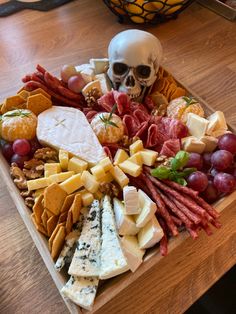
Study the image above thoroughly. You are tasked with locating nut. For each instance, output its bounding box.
[99,182,120,198]
[20,190,33,198]
[34,147,58,162]
[23,158,44,179]
[10,163,27,190]
[24,197,34,209]
[85,87,102,108]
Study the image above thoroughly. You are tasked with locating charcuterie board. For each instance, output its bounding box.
[1,68,236,314]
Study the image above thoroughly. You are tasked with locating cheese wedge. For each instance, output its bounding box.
[113,198,140,235]
[207,111,227,135]
[138,216,164,249]
[48,171,74,184]
[113,149,129,166]
[109,166,129,188]
[99,156,113,171]
[140,149,158,166]
[100,196,129,279]
[186,113,209,139]
[44,163,61,177]
[200,136,218,153]
[37,106,106,165]
[81,171,99,193]
[128,152,143,166]
[59,149,69,171]
[90,164,106,180]
[129,140,144,155]
[121,236,145,272]
[135,189,156,228]
[69,200,101,277]
[182,136,206,154]
[119,160,142,177]
[90,58,109,74]
[27,177,49,191]
[123,186,140,215]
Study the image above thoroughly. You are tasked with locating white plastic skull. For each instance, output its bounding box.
[107,29,163,101]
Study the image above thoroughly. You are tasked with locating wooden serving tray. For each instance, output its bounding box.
[1,76,236,314]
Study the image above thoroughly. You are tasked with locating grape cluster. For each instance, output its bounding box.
[185,134,236,202]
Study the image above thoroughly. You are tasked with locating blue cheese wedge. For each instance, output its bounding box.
[68,200,101,277]
[113,198,140,236]
[100,195,129,280]
[55,207,88,271]
[37,106,106,165]
[138,216,164,249]
[121,235,145,272]
[134,189,156,228]
[61,276,98,311]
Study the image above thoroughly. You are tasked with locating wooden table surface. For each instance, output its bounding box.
[0,1,236,313]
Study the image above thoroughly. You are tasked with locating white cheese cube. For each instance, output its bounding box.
[95,73,112,95]
[129,140,144,155]
[100,196,129,280]
[68,157,88,173]
[135,189,156,228]
[61,276,98,311]
[182,136,206,154]
[121,236,145,272]
[138,216,164,249]
[207,111,227,135]
[140,149,158,166]
[82,80,102,97]
[123,186,140,215]
[200,136,218,153]
[113,198,140,235]
[186,113,209,139]
[81,170,99,193]
[90,58,109,74]
[119,160,142,177]
[113,149,129,166]
[69,200,101,277]
[109,166,129,188]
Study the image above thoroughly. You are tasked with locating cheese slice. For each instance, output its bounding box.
[95,73,112,95]
[100,196,129,279]
[207,111,227,135]
[121,236,145,272]
[186,113,209,139]
[69,200,101,277]
[61,276,98,311]
[113,198,140,236]
[138,216,164,249]
[123,186,140,215]
[37,106,106,165]
[135,189,156,228]
[90,58,109,74]
[200,135,218,153]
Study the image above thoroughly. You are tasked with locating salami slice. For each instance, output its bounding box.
[113,90,130,115]
[135,121,149,141]
[98,91,115,112]
[133,109,150,124]
[123,114,140,138]
[160,139,181,157]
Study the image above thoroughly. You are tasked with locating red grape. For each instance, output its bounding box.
[211,150,233,171]
[187,171,208,192]
[13,139,31,156]
[11,154,29,169]
[2,143,14,161]
[68,74,86,93]
[210,168,220,177]
[61,65,77,83]
[29,138,41,155]
[213,172,236,194]
[186,153,203,170]
[201,181,219,203]
[203,152,212,169]
[218,133,236,155]
[233,168,236,179]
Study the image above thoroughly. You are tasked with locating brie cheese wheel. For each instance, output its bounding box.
[100,195,129,280]
[121,235,145,272]
[186,113,209,139]
[138,216,164,249]
[61,276,98,311]
[135,189,156,228]
[123,186,140,215]
[113,198,140,236]
[69,200,101,277]
[37,106,106,165]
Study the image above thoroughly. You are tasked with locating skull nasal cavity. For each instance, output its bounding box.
[126,75,135,87]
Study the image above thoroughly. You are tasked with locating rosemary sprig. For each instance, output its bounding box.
[99,104,118,129]
[182,96,198,106]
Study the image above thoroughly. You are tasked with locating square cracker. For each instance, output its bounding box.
[70,193,81,224]
[32,194,44,225]
[44,183,67,216]
[58,211,68,224]
[26,93,52,116]
[31,213,48,237]
[48,222,65,251]
[60,194,75,213]
[66,209,73,235]
[51,226,66,260]
[18,90,30,100]
[47,215,58,237]
[30,88,51,99]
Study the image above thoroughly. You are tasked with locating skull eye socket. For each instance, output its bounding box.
[113,63,128,76]
[136,65,151,79]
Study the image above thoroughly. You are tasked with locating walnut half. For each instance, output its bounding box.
[10,163,27,190]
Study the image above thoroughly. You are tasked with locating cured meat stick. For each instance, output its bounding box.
[36,64,46,74]
[139,173,178,237]
[194,195,220,219]
[168,195,201,225]
[145,173,206,218]
[162,178,199,198]
[183,194,213,223]
[156,188,193,229]
[158,218,169,256]
[170,215,183,226]
[187,227,199,239]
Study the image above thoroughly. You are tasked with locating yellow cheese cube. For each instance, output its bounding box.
[119,160,142,177]
[113,149,129,165]
[60,174,83,194]
[44,163,61,177]
[110,166,129,188]
[68,157,88,173]
[100,172,114,184]
[90,164,106,180]
[81,171,99,193]
[140,149,158,166]
[129,140,144,155]
[128,152,143,166]
[48,171,74,184]
[59,149,69,171]
[98,157,113,171]
[81,191,94,206]
[27,177,49,191]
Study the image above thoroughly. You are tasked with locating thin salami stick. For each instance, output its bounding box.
[146,173,206,217]
[183,194,214,223]
[22,74,32,83]
[200,221,213,236]
[187,227,199,239]
[156,188,193,229]
[31,72,45,85]
[210,219,222,229]
[168,195,201,225]
[36,64,46,74]
[140,173,178,236]
[158,217,168,256]
[195,196,220,219]
[57,85,82,100]
[44,71,60,91]
[162,179,199,198]
[170,215,183,226]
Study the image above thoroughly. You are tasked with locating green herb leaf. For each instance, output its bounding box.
[182,96,198,107]
[99,104,119,129]
[151,166,171,179]
[182,167,197,177]
[171,150,189,171]
[174,177,187,186]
